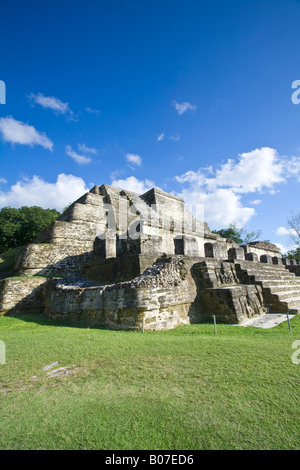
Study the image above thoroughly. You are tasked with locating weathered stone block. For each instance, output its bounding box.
[228,247,245,261]
[204,242,228,259]
[200,284,264,323]
[93,234,116,258]
[119,234,163,256]
[183,236,199,257]
[245,252,259,262]
[260,254,272,264]
[0,277,47,315]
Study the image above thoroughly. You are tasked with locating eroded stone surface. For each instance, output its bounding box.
[1,184,298,329]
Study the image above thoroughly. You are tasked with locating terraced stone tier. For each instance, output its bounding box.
[235,261,300,314]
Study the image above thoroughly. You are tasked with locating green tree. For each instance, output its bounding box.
[0,206,60,253]
[212,224,261,245]
[286,248,300,262]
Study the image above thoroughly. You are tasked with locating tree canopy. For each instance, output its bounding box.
[285,212,300,261]
[286,248,300,262]
[212,224,261,245]
[0,206,60,253]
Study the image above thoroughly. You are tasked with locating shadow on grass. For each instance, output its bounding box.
[3,312,141,333]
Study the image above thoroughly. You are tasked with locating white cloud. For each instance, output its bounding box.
[178,187,255,229]
[250,199,261,205]
[126,153,142,167]
[170,135,180,141]
[0,174,89,211]
[0,178,7,184]
[274,242,298,255]
[212,147,285,193]
[28,92,75,120]
[174,146,300,230]
[111,176,154,194]
[86,107,100,115]
[0,116,53,151]
[65,145,92,165]
[172,100,196,115]
[78,143,98,155]
[175,147,300,195]
[284,156,300,181]
[275,226,297,237]
[157,133,165,142]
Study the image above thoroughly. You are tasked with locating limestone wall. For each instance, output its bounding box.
[242,241,282,260]
[200,285,264,323]
[0,277,47,315]
[44,255,265,329]
[45,256,199,330]
[37,220,100,246]
[14,244,93,277]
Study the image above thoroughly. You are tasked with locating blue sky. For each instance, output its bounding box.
[1,0,300,252]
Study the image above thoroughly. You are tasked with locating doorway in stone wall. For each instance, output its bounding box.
[174,237,184,255]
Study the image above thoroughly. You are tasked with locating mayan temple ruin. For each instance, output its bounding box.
[0,184,299,330]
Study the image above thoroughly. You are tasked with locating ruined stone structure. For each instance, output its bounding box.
[0,184,299,330]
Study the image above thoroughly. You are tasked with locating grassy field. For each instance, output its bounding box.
[0,313,299,450]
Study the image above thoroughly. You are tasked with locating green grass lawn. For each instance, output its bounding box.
[0,313,299,450]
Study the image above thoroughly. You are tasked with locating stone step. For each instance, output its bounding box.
[255,276,300,283]
[270,289,300,300]
[240,263,289,273]
[253,271,297,277]
[245,266,295,273]
[238,263,287,271]
[275,294,300,306]
[253,272,297,279]
[235,262,300,314]
[266,285,300,294]
[260,279,300,287]
[283,297,300,308]
[288,307,300,314]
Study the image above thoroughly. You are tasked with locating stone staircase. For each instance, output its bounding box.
[235,261,300,314]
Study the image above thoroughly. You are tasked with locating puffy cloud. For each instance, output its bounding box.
[212,148,285,193]
[0,116,53,150]
[0,174,89,211]
[28,92,75,120]
[126,153,142,167]
[275,226,297,237]
[111,176,154,194]
[174,146,300,230]
[178,187,255,229]
[172,100,196,115]
[274,242,298,255]
[157,133,165,142]
[65,145,92,165]
[176,147,295,195]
